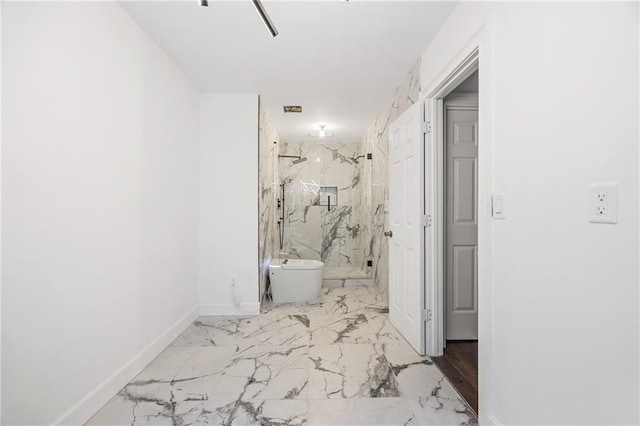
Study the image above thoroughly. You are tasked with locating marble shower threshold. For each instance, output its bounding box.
[323,266,371,280]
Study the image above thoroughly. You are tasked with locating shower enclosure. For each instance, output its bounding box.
[277,141,371,279]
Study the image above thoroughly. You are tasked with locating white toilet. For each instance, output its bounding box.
[269,259,324,303]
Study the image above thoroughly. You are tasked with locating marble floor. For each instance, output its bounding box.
[87,287,477,426]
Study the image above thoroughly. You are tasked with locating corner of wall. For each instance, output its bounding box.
[198,93,260,315]
[52,306,199,425]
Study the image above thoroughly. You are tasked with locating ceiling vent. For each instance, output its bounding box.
[283,106,303,113]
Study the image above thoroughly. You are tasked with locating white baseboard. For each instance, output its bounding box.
[199,302,260,316]
[487,413,503,425]
[52,306,199,426]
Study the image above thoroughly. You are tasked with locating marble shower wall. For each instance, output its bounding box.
[360,59,421,293]
[278,142,368,272]
[258,100,280,300]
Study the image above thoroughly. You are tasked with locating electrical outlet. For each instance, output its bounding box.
[589,184,618,224]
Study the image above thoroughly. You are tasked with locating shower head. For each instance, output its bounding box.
[278,154,307,164]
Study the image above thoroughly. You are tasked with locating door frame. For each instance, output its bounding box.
[423,46,479,356]
[421,29,493,355]
[421,24,494,424]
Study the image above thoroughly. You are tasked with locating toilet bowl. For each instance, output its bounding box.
[269,259,324,303]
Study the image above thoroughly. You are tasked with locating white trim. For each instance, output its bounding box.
[421,26,484,99]
[421,20,495,426]
[420,100,427,355]
[199,303,260,316]
[443,92,479,109]
[51,306,199,426]
[423,47,479,357]
[488,413,503,426]
[0,3,4,421]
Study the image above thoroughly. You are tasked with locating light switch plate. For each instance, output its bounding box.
[492,194,505,219]
[588,183,618,224]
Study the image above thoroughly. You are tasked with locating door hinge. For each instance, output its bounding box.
[422,121,432,134]
[420,214,432,228]
[422,309,432,322]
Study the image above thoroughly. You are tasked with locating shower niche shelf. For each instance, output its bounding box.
[314,186,338,211]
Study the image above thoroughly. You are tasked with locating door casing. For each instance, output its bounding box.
[420,25,495,425]
[423,49,479,357]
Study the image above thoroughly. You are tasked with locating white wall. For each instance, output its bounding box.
[2,3,200,424]
[199,94,259,315]
[0,2,3,421]
[422,2,639,424]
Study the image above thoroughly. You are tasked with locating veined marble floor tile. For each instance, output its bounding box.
[318,286,387,315]
[89,287,477,425]
[217,399,308,425]
[173,313,310,349]
[408,393,478,426]
[88,397,308,426]
[307,397,418,425]
[240,313,311,348]
[308,343,398,399]
[378,340,471,407]
[309,312,375,345]
[261,300,320,317]
[88,345,238,424]
[86,395,186,425]
[364,307,408,345]
[171,316,252,347]
[212,344,309,401]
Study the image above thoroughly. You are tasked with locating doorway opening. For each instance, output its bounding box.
[431,71,479,414]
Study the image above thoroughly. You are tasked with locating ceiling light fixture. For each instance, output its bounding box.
[309,125,334,139]
[199,0,208,6]
[251,0,279,38]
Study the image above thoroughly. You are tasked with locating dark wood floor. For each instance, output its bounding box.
[432,340,478,415]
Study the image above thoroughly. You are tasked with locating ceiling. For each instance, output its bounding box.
[120,1,458,143]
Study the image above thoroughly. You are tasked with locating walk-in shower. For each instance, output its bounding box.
[277,155,308,250]
[276,142,371,280]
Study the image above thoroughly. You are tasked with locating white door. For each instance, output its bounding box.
[388,102,425,354]
[445,103,478,340]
